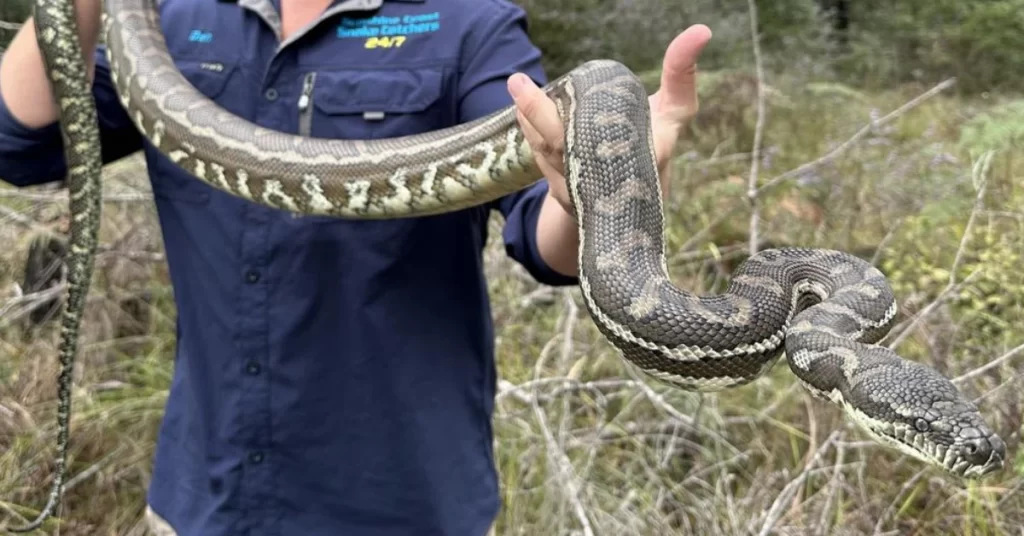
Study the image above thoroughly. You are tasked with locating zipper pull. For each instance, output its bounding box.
[298,71,316,112]
[297,72,317,138]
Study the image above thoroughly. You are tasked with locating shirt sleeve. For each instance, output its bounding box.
[0,45,143,187]
[457,0,578,287]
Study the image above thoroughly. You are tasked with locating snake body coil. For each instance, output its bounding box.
[9,0,1004,531]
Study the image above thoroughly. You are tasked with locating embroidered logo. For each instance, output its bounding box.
[337,12,440,49]
[188,29,214,43]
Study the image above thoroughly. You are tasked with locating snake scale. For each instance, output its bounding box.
[8,0,1005,531]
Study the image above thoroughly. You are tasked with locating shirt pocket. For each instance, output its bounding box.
[146,59,241,205]
[289,66,454,250]
[299,65,451,140]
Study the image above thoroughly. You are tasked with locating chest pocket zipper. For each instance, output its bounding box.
[298,71,317,136]
[298,71,394,137]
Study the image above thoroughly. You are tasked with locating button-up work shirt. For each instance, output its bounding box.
[0,0,577,533]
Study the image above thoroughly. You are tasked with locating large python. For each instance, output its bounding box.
[8,0,1005,531]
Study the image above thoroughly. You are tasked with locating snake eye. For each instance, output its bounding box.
[914,418,930,432]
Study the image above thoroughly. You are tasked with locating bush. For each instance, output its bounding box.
[831,0,1024,92]
[513,0,1023,95]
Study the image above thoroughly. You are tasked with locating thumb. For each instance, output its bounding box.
[655,25,713,118]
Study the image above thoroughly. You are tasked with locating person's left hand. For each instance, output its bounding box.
[507,24,712,215]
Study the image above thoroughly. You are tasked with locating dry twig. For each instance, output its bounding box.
[745,0,767,256]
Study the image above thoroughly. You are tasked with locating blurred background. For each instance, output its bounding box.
[1,0,1022,534]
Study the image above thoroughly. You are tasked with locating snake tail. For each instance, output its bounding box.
[7,0,103,532]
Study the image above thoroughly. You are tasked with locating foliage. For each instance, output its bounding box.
[959,100,1024,157]
[515,0,834,80]
[839,0,1024,93]
[514,0,1024,95]
[880,157,1024,355]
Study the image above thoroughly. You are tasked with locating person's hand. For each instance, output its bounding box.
[507,24,712,214]
[1,0,106,128]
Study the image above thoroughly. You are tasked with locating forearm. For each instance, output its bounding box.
[536,167,672,278]
[535,190,581,277]
[0,1,103,128]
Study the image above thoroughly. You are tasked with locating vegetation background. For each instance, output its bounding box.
[1,0,1022,534]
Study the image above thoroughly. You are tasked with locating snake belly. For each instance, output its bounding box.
[8,0,1007,531]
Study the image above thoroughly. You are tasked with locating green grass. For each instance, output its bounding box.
[0,74,1022,535]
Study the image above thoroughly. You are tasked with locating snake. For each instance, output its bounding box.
[8,0,1006,531]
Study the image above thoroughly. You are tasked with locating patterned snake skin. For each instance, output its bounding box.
[7,0,1005,531]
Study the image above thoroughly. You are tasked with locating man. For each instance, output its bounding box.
[0,0,710,533]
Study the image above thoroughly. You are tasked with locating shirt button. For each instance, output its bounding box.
[249,451,264,464]
[246,361,261,375]
[264,88,278,101]
[245,270,260,284]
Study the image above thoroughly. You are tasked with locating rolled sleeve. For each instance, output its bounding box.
[0,81,64,186]
[458,0,578,286]
[0,45,143,187]
[498,180,578,286]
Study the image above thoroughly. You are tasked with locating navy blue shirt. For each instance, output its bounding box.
[0,0,577,534]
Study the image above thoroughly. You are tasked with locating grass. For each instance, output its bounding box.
[0,71,1022,535]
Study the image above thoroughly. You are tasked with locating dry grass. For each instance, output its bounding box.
[0,71,1022,535]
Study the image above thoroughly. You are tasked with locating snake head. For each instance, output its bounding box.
[840,354,1005,479]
